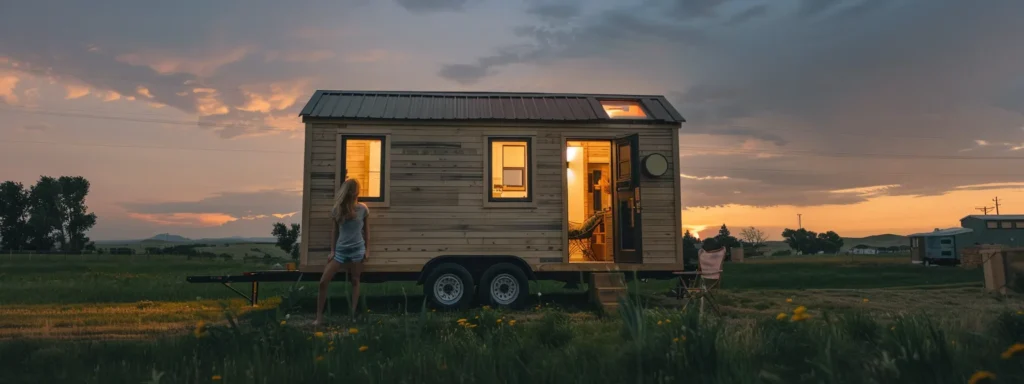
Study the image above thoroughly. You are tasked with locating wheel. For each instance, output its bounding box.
[478,263,530,309]
[423,263,475,310]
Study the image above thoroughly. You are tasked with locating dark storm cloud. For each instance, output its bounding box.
[394,0,476,13]
[525,2,583,22]
[437,8,708,84]
[437,0,1024,207]
[724,4,769,25]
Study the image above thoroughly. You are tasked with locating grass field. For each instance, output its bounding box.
[2,253,1023,383]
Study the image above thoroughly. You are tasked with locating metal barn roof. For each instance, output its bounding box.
[908,227,974,237]
[961,215,1024,221]
[298,90,685,123]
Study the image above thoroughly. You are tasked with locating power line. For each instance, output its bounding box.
[0,139,296,154]
[677,145,1024,161]
[0,105,286,133]
[3,139,1024,178]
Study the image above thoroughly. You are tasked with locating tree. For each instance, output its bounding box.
[56,176,97,252]
[739,226,768,251]
[0,181,31,251]
[682,230,698,267]
[781,228,844,255]
[714,224,741,249]
[27,176,62,251]
[816,231,844,254]
[272,222,301,260]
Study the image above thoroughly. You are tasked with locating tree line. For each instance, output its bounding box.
[682,224,846,261]
[0,176,98,252]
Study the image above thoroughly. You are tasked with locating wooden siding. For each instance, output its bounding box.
[300,121,682,272]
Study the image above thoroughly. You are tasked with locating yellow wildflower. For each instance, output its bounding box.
[508,320,516,326]
[968,371,995,384]
[212,375,222,381]
[1017,310,1023,315]
[1001,343,1024,359]
[679,335,687,342]
[280,320,287,326]
[496,319,502,324]
[348,328,359,335]
[483,305,491,310]
[791,312,811,322]
[314,332,324,338]
[457,318,467,323]
[862,298,869,303]
[793,306,807,315]
[665,319,671,324]
[475,315,479,319]
[786,298,793,303]
[657,320,664,326]
[672,337,680,343]
[776,313,788,321]
[359,345,369,352]
[467,324,478,328]
[315,355,324,362]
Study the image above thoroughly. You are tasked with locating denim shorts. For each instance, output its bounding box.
[333,244,365,264]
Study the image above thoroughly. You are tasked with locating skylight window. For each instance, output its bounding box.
[600,100,649,119]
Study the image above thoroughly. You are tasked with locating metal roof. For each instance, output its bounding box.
[961,215,1024,221]
[298,90,685,124]
[908,227,974,237]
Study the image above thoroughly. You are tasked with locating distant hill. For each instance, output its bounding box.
[842,234,908,249]
[96,234,276,245]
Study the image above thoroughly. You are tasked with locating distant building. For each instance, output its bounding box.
[959,215,1024,248]
[907,227,974,266]
[850,246,878,255]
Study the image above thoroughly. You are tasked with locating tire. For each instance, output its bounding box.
[423,263,475,310]
[477,263,530,309]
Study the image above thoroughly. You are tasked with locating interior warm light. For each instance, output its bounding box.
[600,100,649,119]
[566,146,582,163]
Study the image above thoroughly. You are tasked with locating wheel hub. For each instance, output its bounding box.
[433,274,464,305]
[490,273,519,305]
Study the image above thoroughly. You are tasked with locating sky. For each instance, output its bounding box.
[1,0,1023,241]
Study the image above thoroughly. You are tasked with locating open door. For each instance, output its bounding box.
[613,134,643,263]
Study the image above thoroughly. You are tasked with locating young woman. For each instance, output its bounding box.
[314,178,369,326]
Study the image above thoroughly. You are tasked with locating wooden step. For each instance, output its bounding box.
[589,272,626,288]
[591,286,627,305]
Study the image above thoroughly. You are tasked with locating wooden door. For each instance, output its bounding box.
[613,134,643,263]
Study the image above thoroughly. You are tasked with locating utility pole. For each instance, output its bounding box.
[977,206,993,215]
[797,213,803,229]
[993,196,1001,215]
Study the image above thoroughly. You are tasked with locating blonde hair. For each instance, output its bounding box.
[331,178,360,223]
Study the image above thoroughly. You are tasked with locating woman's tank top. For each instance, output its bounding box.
[332,203,367,250]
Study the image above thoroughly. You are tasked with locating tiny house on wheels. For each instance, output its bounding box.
[295,90,685,309]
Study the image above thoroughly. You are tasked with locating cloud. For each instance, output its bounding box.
[22,123,49,131]
[525,1,582,23]
[122,189,301,223]
[724,4,769,25]
[0,71,19,103]
[437,0,1024,208]
[0,0,374,139]
[394,0,475,13]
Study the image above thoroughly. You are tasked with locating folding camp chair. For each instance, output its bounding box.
[672,247,725,316]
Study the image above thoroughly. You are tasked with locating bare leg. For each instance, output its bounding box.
[314,260,344,326]
[349,261,364,315]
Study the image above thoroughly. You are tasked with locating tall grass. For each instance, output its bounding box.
[3,301,1021,384]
